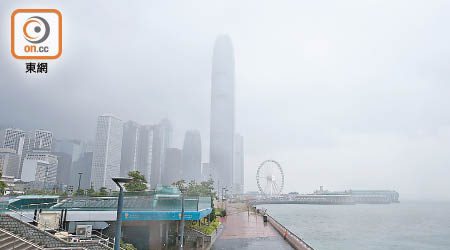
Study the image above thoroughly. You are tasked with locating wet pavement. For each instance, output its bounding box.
[212,202,293,250]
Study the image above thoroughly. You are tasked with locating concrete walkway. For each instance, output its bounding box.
[212,202,293,250]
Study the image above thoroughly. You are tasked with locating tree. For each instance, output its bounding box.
[173,178,216,197]
[98,187,108,196]
[124,171,147,192]
[173,178,217,222]
[0,172,7,196]
[75,189,85,196]
[87,186,95,196]
[120,239,137,250]
[172,180,187,192]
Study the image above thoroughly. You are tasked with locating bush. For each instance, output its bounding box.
[209,208,216,222]
[188,220,219,235]
[120,240,137,250]
[215,208,224,216]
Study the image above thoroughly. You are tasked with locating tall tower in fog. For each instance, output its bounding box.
[209,35,235,190]
[233,134,244,193]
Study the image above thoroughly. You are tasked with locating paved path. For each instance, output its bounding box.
[212,202,293,250]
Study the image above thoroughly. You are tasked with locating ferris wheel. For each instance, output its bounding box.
[256,160,284,196]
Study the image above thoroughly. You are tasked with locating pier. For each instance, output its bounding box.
[248,190,399,206]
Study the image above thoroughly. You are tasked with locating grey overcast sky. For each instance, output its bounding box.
[1,0,450,200]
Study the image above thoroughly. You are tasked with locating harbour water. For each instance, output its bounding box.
[258,201,450,250]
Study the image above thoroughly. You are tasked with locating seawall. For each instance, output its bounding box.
[253,207,314,250]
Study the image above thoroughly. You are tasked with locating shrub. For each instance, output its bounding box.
[188,220,219,235]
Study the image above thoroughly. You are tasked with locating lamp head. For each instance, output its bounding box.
[112,177,133,186]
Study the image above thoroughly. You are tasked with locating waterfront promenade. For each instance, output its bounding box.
[212,202,293,250]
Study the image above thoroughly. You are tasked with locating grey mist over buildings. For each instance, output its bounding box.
[1,0,450,200]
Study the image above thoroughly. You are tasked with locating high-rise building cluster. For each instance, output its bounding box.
[0,128,53,190]
[0,35,245,194]
[90,115,206,191]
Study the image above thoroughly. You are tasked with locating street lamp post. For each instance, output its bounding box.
[224,189,229,210]
[221,187,227,209]
[179,193,185,250]
[112,177,132,250]
[77,172,83,193]
[179,187,187,250]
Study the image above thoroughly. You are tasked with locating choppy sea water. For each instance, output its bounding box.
[258,202,450,250]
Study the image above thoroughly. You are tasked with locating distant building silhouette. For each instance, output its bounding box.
[162,148,182,185]
[53,139,84,187]
[53,152,72,187]
[182,130,202,183]
[209,35,235,190]
[70,152,93,190]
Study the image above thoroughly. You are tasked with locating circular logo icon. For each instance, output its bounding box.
[23,16,50,44]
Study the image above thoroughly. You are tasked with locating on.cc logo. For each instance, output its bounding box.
[23,16,50,44]
[11,9,62,59]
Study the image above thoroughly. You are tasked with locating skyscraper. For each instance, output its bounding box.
[21,152,58,184]
[182,130,202,183]
[120,122,154,184]
[150,119,171,188]
[209,35,235,189]
[136,125,153,184]
[201,163,211,181]
[120,121,141,176]
[0,128,25,155]
[90,114,123,191]
[160,118,173,149]
[162,148,182,185]
[0,148,20,177]
[20,129,53,178]
[0,128,25,177]
[150,124,165,188]
[233,134,244,194]
[24,129,53,152]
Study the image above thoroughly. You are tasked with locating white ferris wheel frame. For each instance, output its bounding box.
[256,160,285,196]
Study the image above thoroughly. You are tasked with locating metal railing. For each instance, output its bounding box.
[51,196,212,212]
[0,206,116,250]
[0,227,45,249]
[44,248,88,250]
[20,201,58,210]
[91,230,127,250]
[262,212,314,250]
[1,205,60,233]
